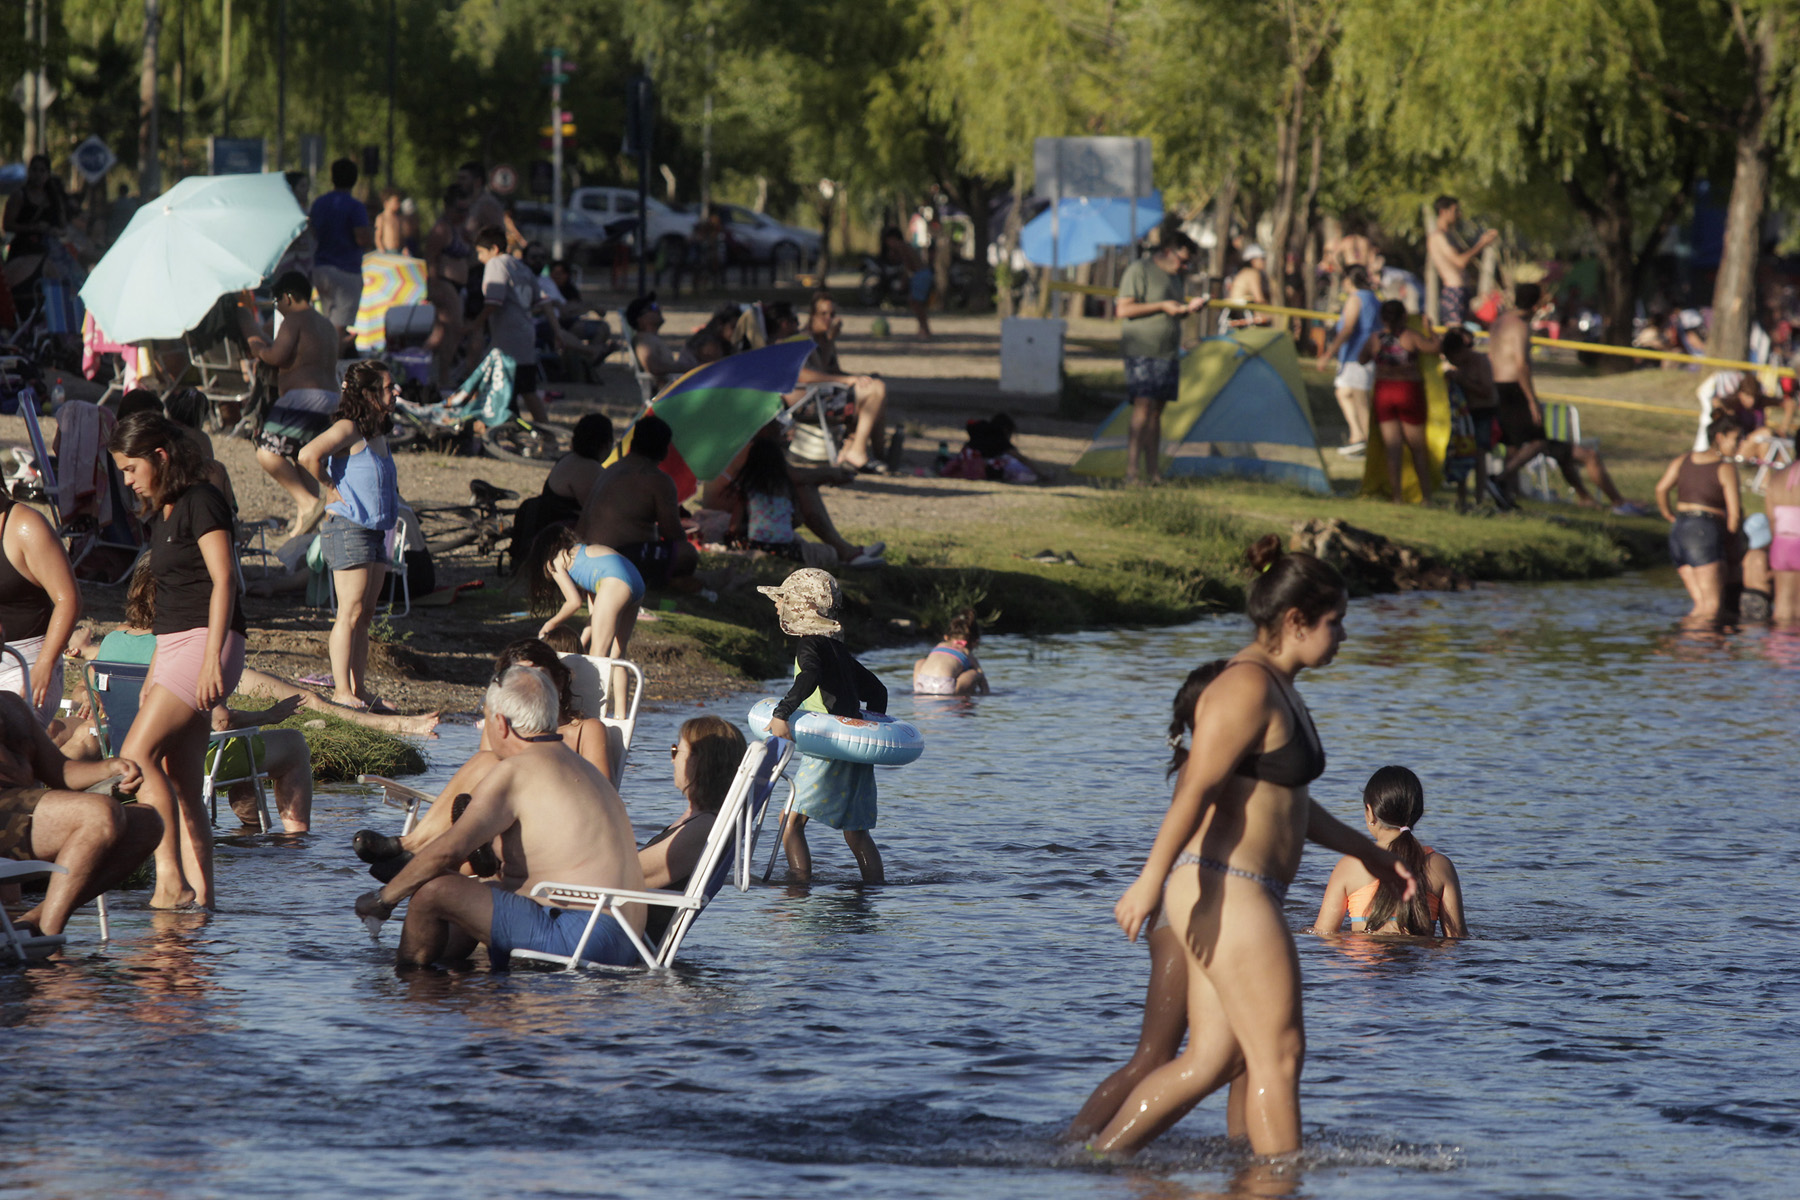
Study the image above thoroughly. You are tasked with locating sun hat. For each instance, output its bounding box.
[1243,244,1267,262]
[757,568,843,636]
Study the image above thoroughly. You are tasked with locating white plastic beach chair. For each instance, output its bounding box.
[513,735,794,970]
[620,310,658,403]
[1745,435,1795,495]
[560,653,643,784]
[1,860,68,962]
[325,515,413,618]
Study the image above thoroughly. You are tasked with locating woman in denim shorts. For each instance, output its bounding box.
[299,361,400,710]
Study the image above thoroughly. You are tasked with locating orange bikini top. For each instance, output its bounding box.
[1345,847,1439,927]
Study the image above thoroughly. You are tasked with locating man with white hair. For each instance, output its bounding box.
[355,665,645,967]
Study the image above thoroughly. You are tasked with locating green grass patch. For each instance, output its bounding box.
[228,698,428,782]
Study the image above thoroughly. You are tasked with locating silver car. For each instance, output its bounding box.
[711,203,822,270]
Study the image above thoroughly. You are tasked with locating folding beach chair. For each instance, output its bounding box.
[560,653,643,784]
[620,311,658,403]
[1522,402,1595,502]
[1,860,68,962]
[782,383,846,466]
[325,515,414,618]
[16,391,144,584]
[514,735,794,970]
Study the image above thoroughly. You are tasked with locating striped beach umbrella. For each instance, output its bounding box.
[350,252,429,351]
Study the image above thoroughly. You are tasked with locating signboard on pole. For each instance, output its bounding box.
[209,136,266,175]
[1033,136,1154,313]
[299,134,325,179]
[489,164,519,196]
[72,136,117,183]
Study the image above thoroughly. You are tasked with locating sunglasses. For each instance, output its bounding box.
[669,742,681,759]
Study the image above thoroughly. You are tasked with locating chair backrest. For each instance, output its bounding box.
[384,303,437,345]
[559,653,643,754]
[18,392,59,515]
[1542,402,1579,443]
[619,310,656,403]
[86,659,150,758]
[658,737,791,963]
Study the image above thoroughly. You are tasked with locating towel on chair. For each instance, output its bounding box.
[51,400,117,528]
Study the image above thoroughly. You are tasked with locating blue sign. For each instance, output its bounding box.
[209,137,266,176]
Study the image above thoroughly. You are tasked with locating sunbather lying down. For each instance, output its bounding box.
[354,665,646,969]
[0,692,162,936]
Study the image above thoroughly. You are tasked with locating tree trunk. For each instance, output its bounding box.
[1265,78,1305,311]
[963,175,995,314]
[1568,172,1638,350]
[140,0,162,195]
[1708,11,1778,363]
[997,165,1026,319]
[1421,201,1438,322]
[1209,170,1237,280]
[1296,123,1323,319]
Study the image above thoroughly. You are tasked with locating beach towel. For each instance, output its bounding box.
[52,399,117,528]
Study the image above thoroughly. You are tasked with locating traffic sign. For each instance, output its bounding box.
[71,136,116,183]
[489,163,519,196]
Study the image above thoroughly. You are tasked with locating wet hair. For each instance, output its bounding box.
[1166,659,1232,779]
[570,413,614,460]
[337,361,394,439]
[738,438,792,500]
[1707,414,1741,446]
[125,557,157,629]
[1514,283,1542,310]
[1433,195,1459,215]
[1245,535,1346,642]
[1361,766,1435,934]
[108,410,210,511]
[1344,264,1372,291]
[115,388,162,421]
[1439,327,1472,358]
[164,387,209,433]
[629,414,673,462]
[494,637,576,725]
[1378,299,1409,333]
[524,526,582,618]
[485,665,559,736]
[474,226,508,254]
[678,715,747,814]
[273,270,312,303]
[330,158,358,190]
[945,607,982,646]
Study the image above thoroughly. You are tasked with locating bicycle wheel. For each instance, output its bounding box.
[480,421,560,465]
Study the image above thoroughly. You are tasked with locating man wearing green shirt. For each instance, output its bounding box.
[1117,232,1207,485]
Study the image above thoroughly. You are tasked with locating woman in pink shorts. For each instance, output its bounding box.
[1767,461,1800,624]
[109,411,248,910]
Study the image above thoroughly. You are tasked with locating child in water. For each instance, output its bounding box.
[761,569,888,884]
[1309,765,1468,937]
[912,607,989,696]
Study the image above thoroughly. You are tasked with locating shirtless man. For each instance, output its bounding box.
[773,296,892,472]
[0,691,160,938]
[627,292,687,393]
[575,414,699,588]
[1226,245,1271,327]
[241,270,340,535]
[354,665,646,968]
[1426,196,1498,329]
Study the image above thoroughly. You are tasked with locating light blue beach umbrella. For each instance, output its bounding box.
[78,173,307,343]
[1018,192,1165,267]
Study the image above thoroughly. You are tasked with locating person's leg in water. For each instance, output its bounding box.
[239,668,439,735]
[329,562,388,707]
[1401,418,1432,504]
[1774,568,1800,624]
[1092,869,1304,1158]
[781,810,812,882]
[394,874,493,966]
[256,447,323,535]
[226,730,313,833]
[160,704,217,909]
[1685,561,1725,621]
[1065,919,1191,1142]
[120,685,208,909]
[843,828,884,884]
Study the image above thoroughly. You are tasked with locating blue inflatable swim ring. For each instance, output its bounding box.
[747,697,924,766]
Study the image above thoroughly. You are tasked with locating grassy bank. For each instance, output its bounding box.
[631,481,1667,683]
[227,700,428,782]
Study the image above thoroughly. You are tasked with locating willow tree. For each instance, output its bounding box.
[1335,0,1722,345]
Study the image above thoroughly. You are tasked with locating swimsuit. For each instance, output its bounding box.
[913,643,972,695]
[566,545,645,604]
[1771,502,1800,572]
[1346,848,1441,931]
[1371,333,1427,425]
[1230,661,1326,787]
[1171,849,1289,902]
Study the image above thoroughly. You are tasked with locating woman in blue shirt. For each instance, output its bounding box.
[1315,264,1381,456]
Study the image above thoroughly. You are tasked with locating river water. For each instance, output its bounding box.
[4,572,1797,1198]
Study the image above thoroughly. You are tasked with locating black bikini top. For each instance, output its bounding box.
[1231,660,1326,787]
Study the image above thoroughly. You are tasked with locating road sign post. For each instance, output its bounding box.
[1033,137,1154,316]
[72,136,117,184]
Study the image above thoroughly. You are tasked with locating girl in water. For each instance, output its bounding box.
[1359,299,1440,504]
[912,608,989,696]
[1653,415,1742,623]
[1088,536,1414,1158]
[1064,660,1244,1144]
[109,411,248,909]
[1309,765,1467,937]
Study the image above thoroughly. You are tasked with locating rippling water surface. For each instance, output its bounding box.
[5,573,1798,1198]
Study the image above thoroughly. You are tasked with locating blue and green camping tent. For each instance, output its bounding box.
[1073,328,1331,492]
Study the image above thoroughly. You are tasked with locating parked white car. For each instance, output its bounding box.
[710,203,822,268]
[568,187,697,261]
[511,202,618,264]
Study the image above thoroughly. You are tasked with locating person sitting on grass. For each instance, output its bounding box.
[912,608,989,696]
[638,716,747,943]
[731,438,884,568]
[354,664,647,970]
[0,689,161,940]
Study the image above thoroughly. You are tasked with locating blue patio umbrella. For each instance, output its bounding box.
[79,173,307,343]
[1018,192,1165,268]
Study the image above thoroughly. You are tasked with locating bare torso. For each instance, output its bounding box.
[484,746,644,929]
[1184,678,1312,883]
[1488,310,1530,384]
[279,308,342,393]
[577,458,668,547]
[545,453,602,504]
[1427,228,1466,288]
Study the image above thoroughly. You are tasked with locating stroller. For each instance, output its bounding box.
[392,349,559,463]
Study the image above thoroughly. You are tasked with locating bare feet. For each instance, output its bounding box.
[150,886,198,910]
[403,712,441,737]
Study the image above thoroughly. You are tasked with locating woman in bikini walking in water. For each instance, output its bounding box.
[1088,535,1414,1159]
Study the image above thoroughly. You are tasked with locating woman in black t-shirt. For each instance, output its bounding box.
[108,412,247,911]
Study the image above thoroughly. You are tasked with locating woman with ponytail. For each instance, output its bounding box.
[1310,766,1467,937]
[1086,534,1415,1160]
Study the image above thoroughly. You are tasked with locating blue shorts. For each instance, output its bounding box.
[1124,355,1180,404]
[909,268,934,303]
[1669,512,1726,569]
[486,887,641,968]
[320,513,388,571]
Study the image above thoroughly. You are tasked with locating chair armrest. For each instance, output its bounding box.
[358,774,436,810]
[527,882,702,912]
[0,859,68,883]
[209,726,264,741]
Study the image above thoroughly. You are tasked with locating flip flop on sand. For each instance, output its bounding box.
[298,673,334,688]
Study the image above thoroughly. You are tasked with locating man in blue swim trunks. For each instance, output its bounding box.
[355,665,647,967]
